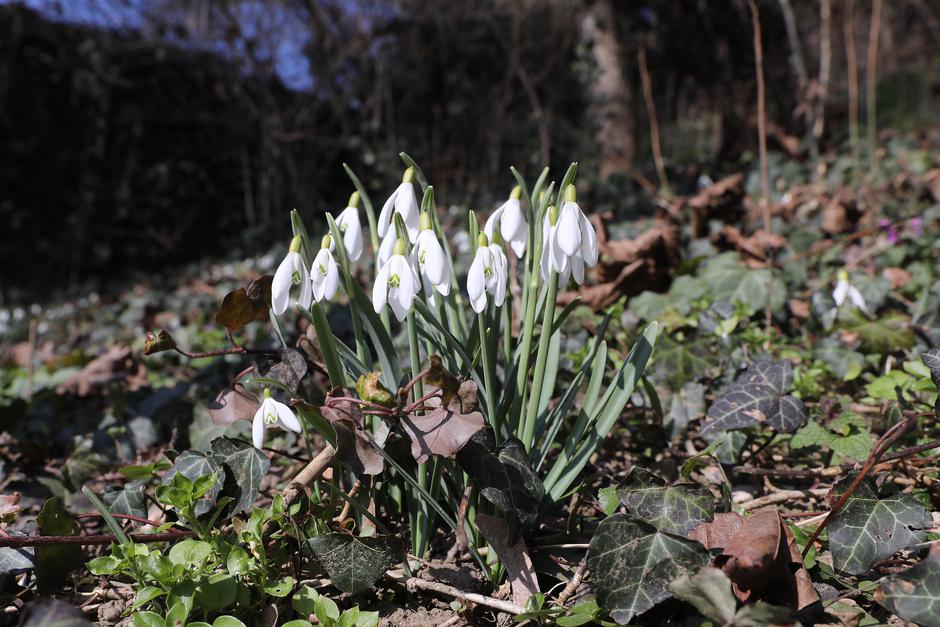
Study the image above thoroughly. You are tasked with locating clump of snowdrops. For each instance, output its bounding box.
[253,155,657,565]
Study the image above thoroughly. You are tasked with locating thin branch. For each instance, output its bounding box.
[844,0,860,171]
[866,0,884,174]
[747,0,771,230]
[0,530,194,548]
[387,571,525,616]
[637,47,670,195]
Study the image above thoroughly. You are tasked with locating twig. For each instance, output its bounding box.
[0,530,194,547]
[866,0,883,174]
[844,0,860,171]
[811,0,832,166]
[76,513,164,527]
[637,47,669,195]
[739,488,829,512]
[386,571,525,616]
[555,556,587,606]
[747,0,771,230]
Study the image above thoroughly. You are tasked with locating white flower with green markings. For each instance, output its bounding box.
[412,213,451,303]
[833,270,868,313]
[373,238,420,321]
[484,185,527,258]
[467,232,508,313]
[541,185,598,285]
[252,388,302,450]
[311,235,340,303]
[378,167,420,243]
[334,192,364,262]
[272,235,312,315]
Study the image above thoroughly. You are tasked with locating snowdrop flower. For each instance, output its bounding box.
[373,238,420,321]
[555,184,598,284]
[412,213,451,303]
[833,270,868,313]
[252,388,302,450]
[540,205,569,284]
[484,185,528,258]
[311,235,340,302]
[333,192,364,262]
[467,233,508,313]
[272,235,312,315]
[378,167,420,242]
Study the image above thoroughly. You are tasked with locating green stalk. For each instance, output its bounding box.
[407,308,429,556]
[521,271,558,449]
[478,309,499,440]
[326,213,369,364]
[310,302,346,388]
[512,270,540,437]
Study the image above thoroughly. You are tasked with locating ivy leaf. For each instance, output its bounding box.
[614,468,714,535]
[815,334,865,380]
[875,544,940,625]
[700,361,806,438]
[305,533,402,594]
[921,348,940,417]
[456,429,544,535]
[587,514,710,624]
[209,437,270,513]
[650,334,720,390]
[790,414,872,462]
[102,482,148,518]
[828,476,929,575]
[400,381,485,463]
[35,498,84,592]
[143,329,177,356]
[162,450,225,516]
[699,253,785,316]
[838,310,916,354]
[215,275,273,332]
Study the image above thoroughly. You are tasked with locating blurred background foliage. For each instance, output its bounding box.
[1,0,938,301]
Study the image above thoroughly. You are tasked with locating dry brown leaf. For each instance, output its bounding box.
[924,168,940,203]
[208,384,259,426]
[882,267,912,290]
[715,510,819,610]
[687,173,745,237]
[321,392,384,475]
[400,381,485,464]
[476,514,538,609]
[688,511,744,550]
[788,299,810,319]
[215,274,273,332]
[57,346,147,396]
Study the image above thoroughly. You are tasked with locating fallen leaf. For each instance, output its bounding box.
[208,385,259,426]
[688,512,743,550]
[321,392,384,475]
[476,514,538,609]
[0,493,21,524]
[400,381,485,464]
[215,275,273,332]
[882,267,912,290]
[57,346,147,396]
[687,173,745,237]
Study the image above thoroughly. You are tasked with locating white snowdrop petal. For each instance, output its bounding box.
[272,253,295,315]
[275,400,302,433]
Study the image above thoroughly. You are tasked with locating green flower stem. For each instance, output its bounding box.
[326,214,370,365]
[521,271,558,448]
[478,309,499,440]
[406,311,429,555]
[310,302,346,388]
[511,269,541,437]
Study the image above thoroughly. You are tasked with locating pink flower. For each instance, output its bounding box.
[909,217,924,237]
[878,218,899,244]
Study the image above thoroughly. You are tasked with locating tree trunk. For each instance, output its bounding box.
[581,0,634,179]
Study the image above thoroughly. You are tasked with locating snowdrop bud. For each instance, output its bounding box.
[321,234,332,250]
[413,219,451,302]
[373,238,419,321]
[348,191,360,208]
[477,232,489,250]
[402,167,415,183]
[289,235,302,253]
[393,238,407,256]
[419,211,433,231]
[468,233,507,313]
[548,204,559,226]
[565,183,577,203]
[510,185,522,200]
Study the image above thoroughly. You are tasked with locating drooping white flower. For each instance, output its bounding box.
[467,233,508,313]
[252,388,302,450]
[373,238,420,321]
[377,168,420,242]
[833,270,868,313]
[334,195,364,262]
[272,236,312,315]
[310,237,340,302]
[412,214,451,303]
[484,186,528,258]
[540,186,598,285]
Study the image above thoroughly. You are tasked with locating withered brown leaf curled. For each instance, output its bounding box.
[688,511,744,550]
[401,381,485,464]
[208,384,260,426]
[321,391,385,475]
[215,274,273,332]
[476,513,538,609]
